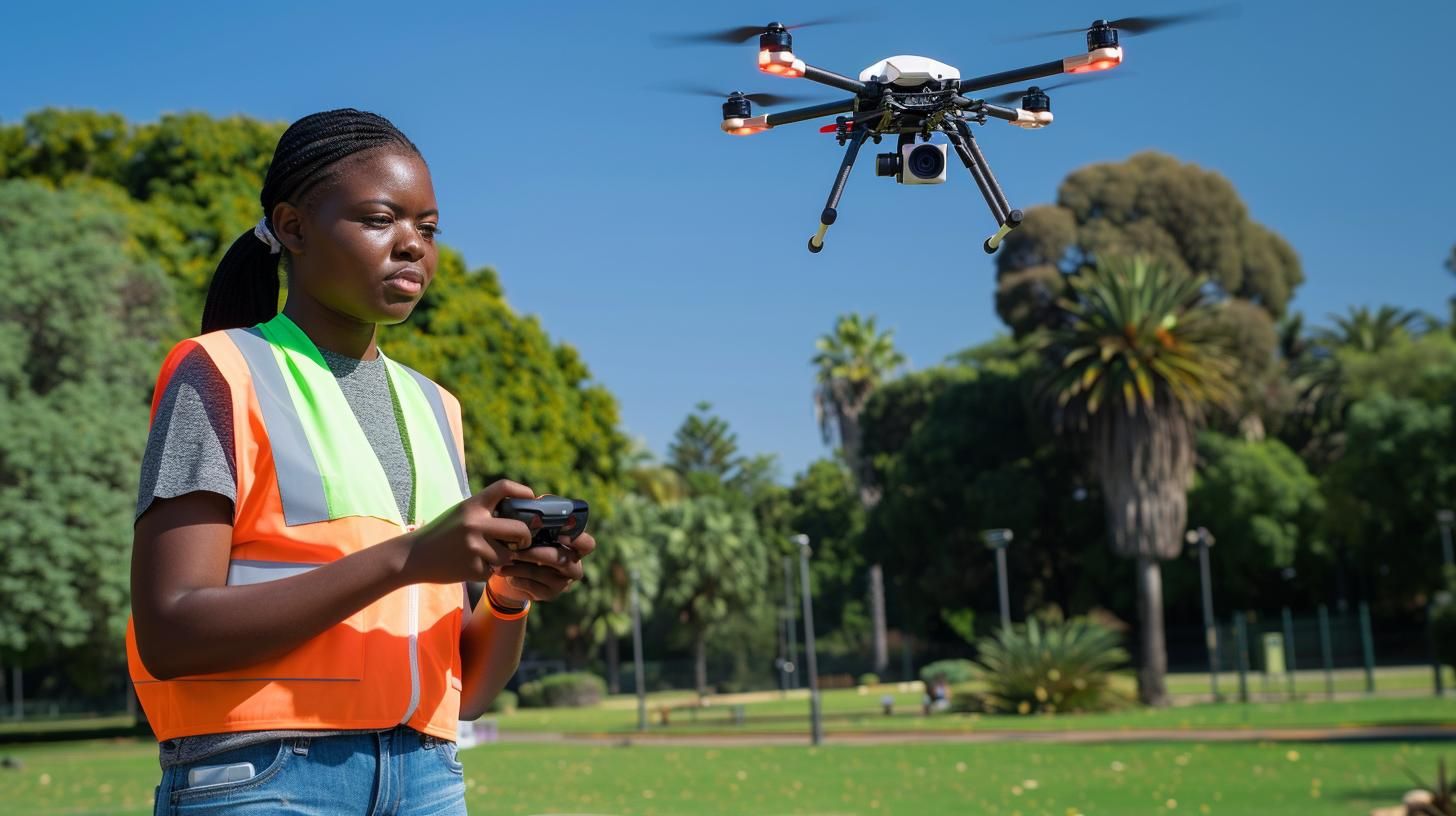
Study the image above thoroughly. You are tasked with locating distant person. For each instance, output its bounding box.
[127,108,596,815]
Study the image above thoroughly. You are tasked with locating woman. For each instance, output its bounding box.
[127,108,593,815]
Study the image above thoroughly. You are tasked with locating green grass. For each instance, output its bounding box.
[494,690,1456,736]
[1,736,1450,814]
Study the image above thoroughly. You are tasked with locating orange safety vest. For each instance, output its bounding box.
[126,314,472,742]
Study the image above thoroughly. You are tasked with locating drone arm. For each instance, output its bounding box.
[957,59,1065,95]
[800,64,868,95]
[763,98,858,128]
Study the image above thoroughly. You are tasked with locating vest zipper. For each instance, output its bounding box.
[399,522,422,725]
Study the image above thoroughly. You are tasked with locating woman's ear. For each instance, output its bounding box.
[271,202,305,256]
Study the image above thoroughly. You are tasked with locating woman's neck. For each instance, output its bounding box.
[281,296,379,361]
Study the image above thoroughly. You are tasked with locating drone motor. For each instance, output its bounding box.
[758,23,805,78]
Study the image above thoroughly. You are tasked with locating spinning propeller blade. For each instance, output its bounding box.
[1003,4,1239,41]
[652,15,867,46]
[984,73,1126,105]
[657,84,821,108]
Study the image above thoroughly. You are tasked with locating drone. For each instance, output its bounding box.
[662,11,1228,254]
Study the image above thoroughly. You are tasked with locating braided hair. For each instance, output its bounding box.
[200,108,423,334]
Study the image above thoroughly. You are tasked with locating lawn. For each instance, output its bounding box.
[0,736,1450,814]
[494,688,1456,736]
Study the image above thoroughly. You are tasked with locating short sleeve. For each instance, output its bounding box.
[134,346,238,522]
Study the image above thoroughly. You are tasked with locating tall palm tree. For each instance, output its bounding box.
[812,314,906,674]
[1313,305,1428,354]
[1038,257,1236,706]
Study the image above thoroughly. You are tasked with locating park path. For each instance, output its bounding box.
[498,724,1456,748]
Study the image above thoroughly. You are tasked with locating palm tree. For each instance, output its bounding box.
[812,314,906,674]
[1313,305,1428,354]
[1037,257,1236,706]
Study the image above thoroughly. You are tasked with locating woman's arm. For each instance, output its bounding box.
[130,491,414,679]
[457,575,528,720]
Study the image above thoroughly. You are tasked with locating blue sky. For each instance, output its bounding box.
[4,1,1453,483]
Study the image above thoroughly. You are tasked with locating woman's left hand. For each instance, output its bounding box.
[489,531,596,604]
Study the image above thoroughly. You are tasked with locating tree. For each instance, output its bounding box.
[812,314,905,674]
[994,151,1302,338]
[654,496,770,694]
[785,459,867,656]
[1182,432,1323,612]
[539,493,662,688]
[0,180,171,686]
[1036,257,1236,706]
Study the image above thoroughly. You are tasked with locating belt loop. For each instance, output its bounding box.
[292,737,311,756]
[422,733,436,749]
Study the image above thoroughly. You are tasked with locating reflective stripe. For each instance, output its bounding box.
[226,559,322,586]
[401,365,470,498]
[227,327,331,526]
[400,584,421,724]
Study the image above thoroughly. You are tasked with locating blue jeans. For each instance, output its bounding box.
[153,726,467,815]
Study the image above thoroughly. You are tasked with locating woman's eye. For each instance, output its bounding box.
[421,224,441,238]
[363,216,392,228]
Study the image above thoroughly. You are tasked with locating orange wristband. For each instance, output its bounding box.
[484,583,531,621]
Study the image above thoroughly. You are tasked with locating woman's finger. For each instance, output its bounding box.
[511,544,578,568]
[499,562,574,589]
[561,532,596,558]
[505,575,556,599]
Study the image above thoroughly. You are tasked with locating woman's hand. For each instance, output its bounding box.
[397,480,535,586]
[490,530,597,604]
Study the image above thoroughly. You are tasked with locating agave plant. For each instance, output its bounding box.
[974,616,1131,715]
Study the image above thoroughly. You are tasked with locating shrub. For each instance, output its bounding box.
[918,659,978,686]
[949,683,987,713]
[974,616,1130,715]
[858,672,881,687]
[518,672,606,708]
[486,690,518,715]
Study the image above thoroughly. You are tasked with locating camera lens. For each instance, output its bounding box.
[906,145,945,180]
[875,153,900,177]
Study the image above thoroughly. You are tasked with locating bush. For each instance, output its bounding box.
[858,672,881,687]
[918,659,978,686]
[974,616,1130,715]
[486,690,518,715]
[949,683,987,713]
[518,672,606,708]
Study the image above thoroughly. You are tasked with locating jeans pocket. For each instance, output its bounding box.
[170,739,292,809]
[438,740,464,775]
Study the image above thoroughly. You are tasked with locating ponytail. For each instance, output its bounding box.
[201,223,282,334]
[199,107,422,335]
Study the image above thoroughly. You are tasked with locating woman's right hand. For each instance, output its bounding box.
[395,480,536,586]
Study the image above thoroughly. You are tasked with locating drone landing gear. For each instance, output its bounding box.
[807,126,870,253]
[943,120,1023,253]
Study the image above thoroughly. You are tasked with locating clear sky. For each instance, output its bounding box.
[3,0,1453,483]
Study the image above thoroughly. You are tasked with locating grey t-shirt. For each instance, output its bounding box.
[136,344,416,769]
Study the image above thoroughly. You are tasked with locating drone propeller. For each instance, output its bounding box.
[984,73,1125,105]
[1004,4,1239,41]
[659,84,822,108]
[652,15,863,46]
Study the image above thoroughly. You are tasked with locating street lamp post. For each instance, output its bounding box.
[1438,509,1454,570]
[782,556,799,689]
[981,529,1014,633]
[630,568,647,732]
[792,533,823,746]
[1185,527,1221,700]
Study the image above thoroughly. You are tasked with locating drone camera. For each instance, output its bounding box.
[876,143,947,185]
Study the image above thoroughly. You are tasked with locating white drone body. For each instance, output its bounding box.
[857,55,960,86]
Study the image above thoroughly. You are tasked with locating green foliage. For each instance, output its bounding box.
[0,180,171,673]
[518,672,606,708]
[918,659,978,686]
[974,616,1131,715]
[785,459,865,651]
[940,609,977,645]
[654,494,771,692]
[995,151,1303,337]
[858,672,880,686]
[486,689,519,715]
[1184,432,1323,610]
[812,314,906,489]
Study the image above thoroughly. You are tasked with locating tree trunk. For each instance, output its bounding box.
[1136,555,1170,707]
[868,564,888,674]
[605,634,621,695]
[694,629,708,697]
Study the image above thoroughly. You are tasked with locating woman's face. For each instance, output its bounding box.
[286,148,440,326]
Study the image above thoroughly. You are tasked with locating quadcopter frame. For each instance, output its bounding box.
[718,22,1125,253]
